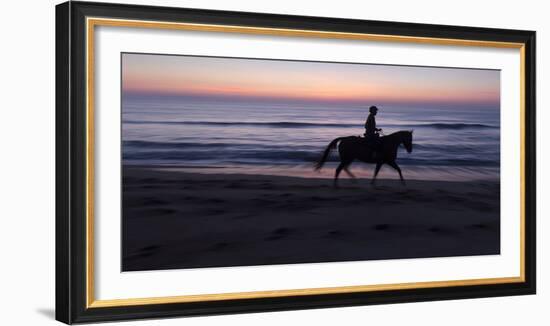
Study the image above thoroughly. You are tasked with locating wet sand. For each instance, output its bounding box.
[122,166,500,271]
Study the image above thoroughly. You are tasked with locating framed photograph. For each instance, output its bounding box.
[56,1,536,324]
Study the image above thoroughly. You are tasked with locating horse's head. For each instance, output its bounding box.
[403,130,413,153]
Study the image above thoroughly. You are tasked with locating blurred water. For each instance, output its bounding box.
[122,95,500,181]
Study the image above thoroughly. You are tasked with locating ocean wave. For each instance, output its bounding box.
[123,120,498,130]
[123,140,499,167]
[124,140,320,151]
[125,140,496,152]
[123,149,320,163]
[123,120,348,128]
[124,140,239,149]
[416,123,498,130]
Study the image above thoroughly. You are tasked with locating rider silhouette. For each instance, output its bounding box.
[364,106,382,156]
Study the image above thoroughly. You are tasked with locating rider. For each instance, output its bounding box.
[364,106,382,155]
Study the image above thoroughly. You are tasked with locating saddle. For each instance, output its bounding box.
[360,135,382,159]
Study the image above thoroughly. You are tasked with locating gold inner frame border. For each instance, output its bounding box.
[85,17,526,309]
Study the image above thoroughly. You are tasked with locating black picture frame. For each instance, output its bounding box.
[56,1,536,324]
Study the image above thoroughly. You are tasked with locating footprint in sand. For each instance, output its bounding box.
[135,245,161,258]
[266,227,292,241]
[373,224,390,231]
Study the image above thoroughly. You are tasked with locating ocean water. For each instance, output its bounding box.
[122,95,500,181]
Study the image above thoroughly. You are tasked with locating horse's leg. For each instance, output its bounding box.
[370,162,383,185]
[344,165,357,182]
[334,162,345,188]
[388,161,405,185]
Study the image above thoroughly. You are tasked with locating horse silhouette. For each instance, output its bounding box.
[314,130,413,187]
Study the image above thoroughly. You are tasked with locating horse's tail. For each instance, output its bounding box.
[314,137,344,171]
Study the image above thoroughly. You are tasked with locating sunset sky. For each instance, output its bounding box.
[122,53,500,107]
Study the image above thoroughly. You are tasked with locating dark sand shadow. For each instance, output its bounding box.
[122,167,500,271]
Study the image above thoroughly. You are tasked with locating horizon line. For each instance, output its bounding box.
[122,90,500,108]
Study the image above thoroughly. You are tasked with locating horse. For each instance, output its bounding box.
[314,130,413,187]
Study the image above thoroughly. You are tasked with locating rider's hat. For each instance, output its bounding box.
[369,105,378,113]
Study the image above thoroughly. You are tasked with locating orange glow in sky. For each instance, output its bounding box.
[122,53,500,106]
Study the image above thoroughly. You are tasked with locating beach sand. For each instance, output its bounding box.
[122,166,500,272]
